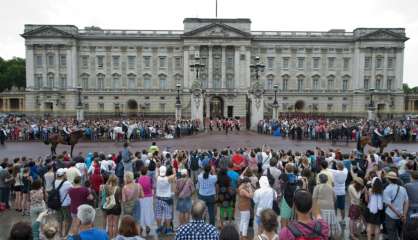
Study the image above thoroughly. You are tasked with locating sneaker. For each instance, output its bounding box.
[156,226,164,235]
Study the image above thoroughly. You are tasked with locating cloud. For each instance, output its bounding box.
[0,0,417,86]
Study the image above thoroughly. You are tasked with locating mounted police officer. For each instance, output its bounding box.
[63,125,72,144]
[0,125,6,145]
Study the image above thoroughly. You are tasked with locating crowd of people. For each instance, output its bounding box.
[0,115,201,144]
[258,114,418,143]
[1,142,418,239]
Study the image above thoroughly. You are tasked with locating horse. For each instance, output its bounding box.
[110,123,138,141]
[44,129,84,156]
[358,133,394,154]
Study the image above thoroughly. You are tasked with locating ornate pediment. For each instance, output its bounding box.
[356,29,408,42]
[22,26,76,39]
[183,23,251,39]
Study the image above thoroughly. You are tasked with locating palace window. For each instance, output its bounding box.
[159,56,166,68]
[342,79,349,91]
[267,57,274,69]
[226,57,234,68]
[364,57,371,70]
[312,57,320,70]
[97,56,104,69]
[81,56,88,68]
[226,74,234,89]
[312,76,319,90]
[47,73,54,88]
[48,55,55,66]
[297,76,304,91]
[387,57,395,69]
[282,76,289,91]
[387,76,394,90]
[128,75,136,89]
[376,56,383,69]
[297,57,305,70]
[342,104,347,112]
[159,75,167,89]
[128,56,136,69]
[328,57,335,69]
[82,76,89,89]
[59,55,67,67]
[364,76,370,89]
[59,74,67,89]
[282,57,289,69]
[34,74,42,89]
[175,57,182,70]
[97,74,105,89]
[213,74,221,89]
[35,55,42,67]
[112,76,120,89]
[343,58,350,71]
[159,103,166,112]
[327,104,333,111]
[266,75,273,90]
[143,74,151,89]
[143,56,151,68]
[112,56,120,69]
[375,76,382,90]
[98,103,104,112]
[327,76,335,90]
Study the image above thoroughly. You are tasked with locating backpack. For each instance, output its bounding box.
[267,168,275,187]
[47,179,66,210]
[190,155,200,171]
[287,221,325,240]
[148,159,156,171]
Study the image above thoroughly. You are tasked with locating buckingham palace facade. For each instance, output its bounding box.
[22,18,408,126]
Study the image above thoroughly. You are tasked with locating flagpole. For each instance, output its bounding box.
[216,0,218,18]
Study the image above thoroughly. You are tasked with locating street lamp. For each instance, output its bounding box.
[176,83,181,105]
[249,56,265,82]
[77,86,82,107]
[76,86,84,121]
[367,88,376,121]
[273,84,279,105]
[368,88,375,109]
[189,56,205,82]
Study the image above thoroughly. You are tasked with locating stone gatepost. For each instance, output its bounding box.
[190,82,204,130]
[249,82,264,131]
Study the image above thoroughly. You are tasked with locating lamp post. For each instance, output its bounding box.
[272,84,279,120]
[76,86,84,121]
[175,83,182,121]
[250,56,265,82]
[367,88,376,121]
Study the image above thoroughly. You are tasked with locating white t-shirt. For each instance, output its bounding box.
[329,168,348,196]
[156,176,172,198]
[54,179,72,207]
[253,187,276,216]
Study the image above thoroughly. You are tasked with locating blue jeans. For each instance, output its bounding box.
[198,194,216,226]
[385,214,402,240]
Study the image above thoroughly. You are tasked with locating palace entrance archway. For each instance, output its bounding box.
[210,96,224,119]
[127,99,138,116]
[295,100,305,111]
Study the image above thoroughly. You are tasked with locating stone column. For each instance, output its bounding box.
[183,46,190,89]
[250,94,264,130]
[384,49,388,89]
[54,45,60,89]
[66,45,73,89]
[234,46,240,89]
[71,44,79,88]
[208,46,213,88]
[221,46,226,88]
[43,46,48,87]
[395,47,404,90]
[371,48,376,89]
[245,47,251,88]
[26,44,34,89]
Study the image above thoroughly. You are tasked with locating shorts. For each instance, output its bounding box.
[56,206,71,222]
[155,198,172,220]
[349,204,361,220]
[176,197,192,213]
[335,195,345,210]
[13,186,23,192]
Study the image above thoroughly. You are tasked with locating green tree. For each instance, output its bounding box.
[0,57,26,92]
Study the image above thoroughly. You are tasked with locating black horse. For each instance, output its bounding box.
[0,129,6,145]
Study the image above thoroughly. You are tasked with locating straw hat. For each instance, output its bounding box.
[353,177,364,186]
[386,171,398,180]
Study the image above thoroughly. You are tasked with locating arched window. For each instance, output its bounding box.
[375,75,383,89]
[128,74,137,89]
[312,75,320,90]
[159,74,167,89]
[327,75,335,90]
[297,74,305,91]
[226,74,234,89]
[97,73,105,89]
[143,74,151,89]
[342,75,350,91]
[282,74,289,91]
[81,73,89,89]
[266,74,274,90]
[47,73,54,88]
[112,73,120,89]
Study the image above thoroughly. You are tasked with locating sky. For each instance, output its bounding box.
[0,0,417,86]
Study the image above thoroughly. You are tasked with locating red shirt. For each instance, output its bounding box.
[90,166,103,193]
[231,153,244,171]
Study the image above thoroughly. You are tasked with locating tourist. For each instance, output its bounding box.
[316,160,334,187]
[328,161,348,224]
[217,168,233,228]
[114,215,144,240]
[279,163,298,228]
[102,175,122,239]
[383,171,409,240]
[237,177,253,240]
[155,165,176,235]
[253,176,276,234]
[68,175,92,234]
[312,173,340,239]
[279,189,329,240]
[137,167,154,237]
[197,164,217,226]
[38,212,61,240]
[175,200,219,240]
[364,176,384,240]
[405,171,418,220]
[89,160,104,207]
[255,209,279,240]
[53,168,72,237]
[43,165,55,196]
[0,163,13,209]
[175,168,195,225]
[68,204,108,240]
[29,179,46,227]
[12,164,24,212]
[122,172,142,217]
[219,224,239,240]
[21,167,31,216]
[348,177,365,240]
[66,161,82,185]
[9,221,33,240]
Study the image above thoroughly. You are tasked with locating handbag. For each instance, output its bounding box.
[103,186,117,210]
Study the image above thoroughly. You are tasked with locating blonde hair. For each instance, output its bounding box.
[124,172,134,184]
[106,175,118,186]
[41,214,59,239]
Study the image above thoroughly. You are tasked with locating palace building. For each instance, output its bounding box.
[21,18,408,128]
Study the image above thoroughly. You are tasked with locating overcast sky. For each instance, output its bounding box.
[0,0,417,86]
